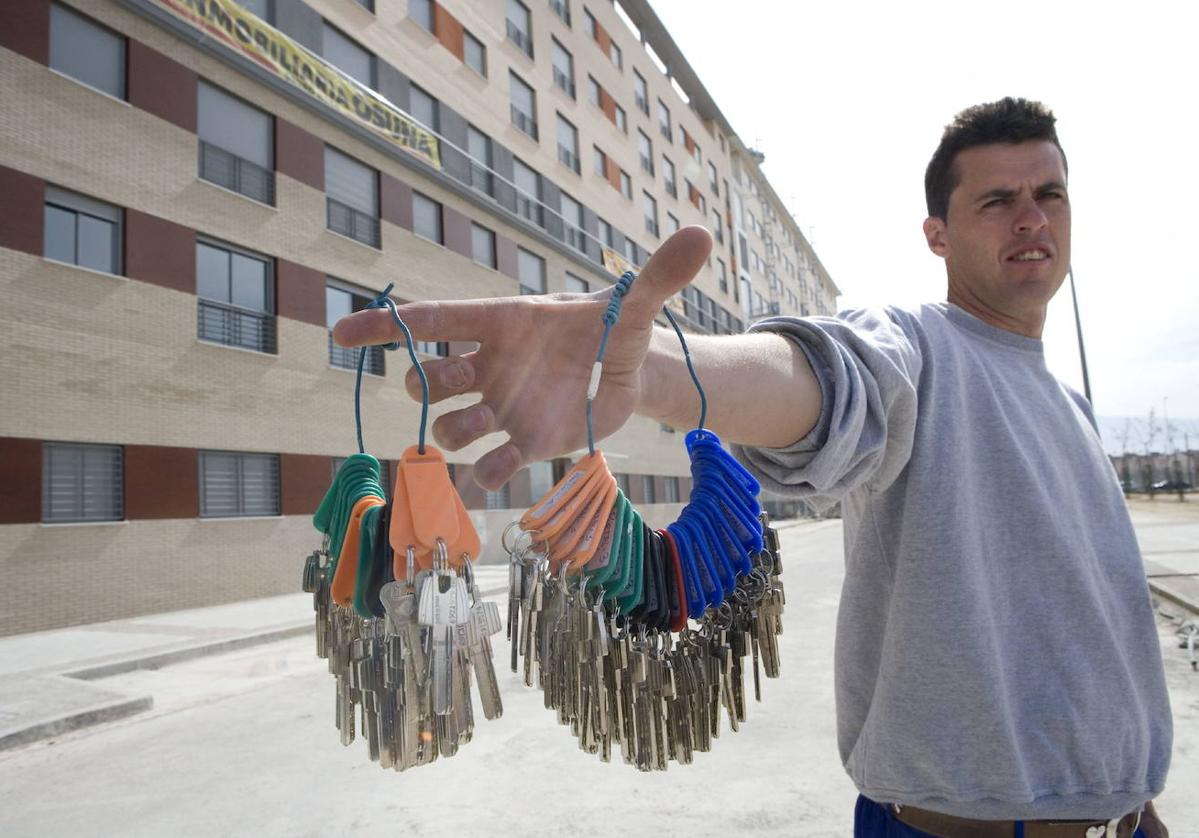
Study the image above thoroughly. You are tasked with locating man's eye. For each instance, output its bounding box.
[982,198,1006,208]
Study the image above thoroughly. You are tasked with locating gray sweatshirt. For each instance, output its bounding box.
[734,303,1172,819]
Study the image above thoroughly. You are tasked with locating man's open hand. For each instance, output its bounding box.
[332,226,712,490]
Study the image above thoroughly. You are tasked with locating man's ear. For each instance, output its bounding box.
[923,216,949,258]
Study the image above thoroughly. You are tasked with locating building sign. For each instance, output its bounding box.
[601,247,637,277]
[152,0,441,169]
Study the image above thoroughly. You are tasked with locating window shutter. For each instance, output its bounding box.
[325,148,378,216]
[198,82,272,168]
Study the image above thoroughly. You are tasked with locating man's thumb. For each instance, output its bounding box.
[621,225,713,319]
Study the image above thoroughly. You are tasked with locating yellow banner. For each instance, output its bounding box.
[601,247,637,277]
[153,0,440,169]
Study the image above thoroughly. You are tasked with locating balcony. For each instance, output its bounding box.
[558,145,579,174]
[552,67,575,99]
[510,105,539,140]
[326,198,381,248]
[329,333,384,375]
[197,298,277,354]
[506,20,533,58]
[563,223,586,252]
[199,141,275,205]
[515,190,544,227]
[469,161,494,197]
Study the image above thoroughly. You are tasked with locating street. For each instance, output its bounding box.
[1,510,1196,837]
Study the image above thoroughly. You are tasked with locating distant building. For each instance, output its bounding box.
[0,0,838,635]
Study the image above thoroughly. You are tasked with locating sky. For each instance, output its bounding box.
[644,0,1199,426]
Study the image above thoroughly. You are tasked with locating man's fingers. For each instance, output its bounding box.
[430,402,497,451]
[473,441,525,491]
[405,353,482,404]
[332,298,502,348]
[622,225,714,320]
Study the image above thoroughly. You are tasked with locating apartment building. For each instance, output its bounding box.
[0,0,838,635]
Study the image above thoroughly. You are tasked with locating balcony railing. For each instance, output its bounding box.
[563,223,585,252]
[469,160,494,197]
[327,198,381,248]
[510,105,539,140]
[558,145,579,173]
[198,298,277,353]
[199,141,275,205]
[506,20,533,57]
[552,67,575,98]
[515,190,543,227]
[329,333,384,375]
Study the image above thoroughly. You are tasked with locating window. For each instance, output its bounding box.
[643,191,658,237]
[471,223,496,268]
[43,186,122,275]
[325,147,380,247]
[198,82,274,205]
[556,114,580,174]
[323,22,374,89]
[638,130,653,175]
[717,258,728,294]
[528,461,554,502]
[622,236,636,263]
[517,247,546,295]
[664,476,680,503]
[614,103,627,133]
[354,0,375,11]
[413,192,443,244]
[506,0,533,58]
[513,157,542,225]
[662,156,676,197]
[584,7,596,37]
[233,0,272,21]
[665,212,679,235]
[509,72,538,139]
[712,209,724,244]
[658,100,671,140]
[597,218,613,249]
[592,145,606,177]
[326,280,384,374]
[415,340,449,357]
[200,451,280,518]
[586,76,601,107]
[642,474,656,504]
[608,41,622,68]
[615,472,630,496]
[409,84,438,132]
[42,442,122,523]
[619,170,631,199]
[464,30,486,75]
[49,3,125,100]
[739,233,750,269]
[560,192,584,251]
[633,69,648,114]
[467,125,493,195]
[409,0,434,32]
[196,239,276,353]
[551,38,574,98]
[485,483,512,510]
[549,0,571,26]
[708,161,719,194]
[565,273,589,293]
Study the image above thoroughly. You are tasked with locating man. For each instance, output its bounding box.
[334,98,1171,836]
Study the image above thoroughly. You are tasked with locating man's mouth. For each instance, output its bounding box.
[1009,248,1050,262]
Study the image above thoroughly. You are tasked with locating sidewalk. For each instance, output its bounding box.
[0,564,511,751]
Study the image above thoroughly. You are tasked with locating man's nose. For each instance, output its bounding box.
[1013,197,1049,234]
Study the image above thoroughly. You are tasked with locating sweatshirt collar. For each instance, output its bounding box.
[939,302,1046,356]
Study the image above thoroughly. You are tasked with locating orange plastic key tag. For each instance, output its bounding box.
[442,485,481,571]
[332,495,386,607]
[520,451,607,532]
[563,477,619,573]
[550,472,616,566]
[536,464,610,544]
[389,458,424,579]
[388,444,480,573]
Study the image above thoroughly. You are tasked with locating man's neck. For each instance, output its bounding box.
[946,285,1046,339]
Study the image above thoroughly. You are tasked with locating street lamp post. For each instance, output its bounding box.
[1068,266,1093,406]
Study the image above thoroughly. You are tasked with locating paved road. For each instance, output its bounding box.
[1,515,1196,837]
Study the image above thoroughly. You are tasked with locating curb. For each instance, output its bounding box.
[1150,579,1199,617]
[0,694,154,751]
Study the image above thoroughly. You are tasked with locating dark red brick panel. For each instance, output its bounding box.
[125,210,196,293]
[495,234,518,281]
[433,4,465,61]
[281,453,331,516]
[275,118,324,191]
[276,259,325,327]
[0,438,42,524]
[442,205,470,258]
[127,41,197,133]
[125,445,198,519]
[380,173,413,230]
[0,0,49,65]
[0,165,44,256]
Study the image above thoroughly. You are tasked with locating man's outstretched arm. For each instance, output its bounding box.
[332,226,822,489]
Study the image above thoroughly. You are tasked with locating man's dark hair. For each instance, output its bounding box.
[924,97,1067,219]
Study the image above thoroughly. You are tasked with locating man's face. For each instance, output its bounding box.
[923,140,1071,334]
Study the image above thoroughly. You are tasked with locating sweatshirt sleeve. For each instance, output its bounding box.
[731,307,923,512]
